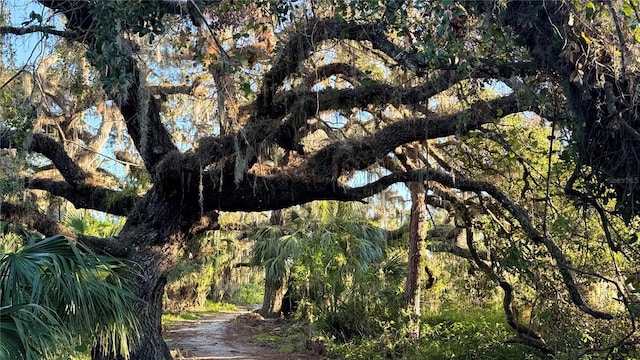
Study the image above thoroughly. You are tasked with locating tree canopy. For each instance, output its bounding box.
[0,0,639,358]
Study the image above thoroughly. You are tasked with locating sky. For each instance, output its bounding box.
[1,0,58,67]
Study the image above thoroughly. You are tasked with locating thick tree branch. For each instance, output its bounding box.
[27,178,139,217]
[176,94,512,195]
[0,202,128,256]
[0,202,71,237]
[117,61,179,174]
[301,94,519,178]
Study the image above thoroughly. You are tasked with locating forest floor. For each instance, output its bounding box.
[164,307,324,360]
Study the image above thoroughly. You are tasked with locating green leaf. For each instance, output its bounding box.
[623,1,635,17]
[240,81,253,97]
[0,235,139,358]
[634,27,640,43]
[585,2,596,18]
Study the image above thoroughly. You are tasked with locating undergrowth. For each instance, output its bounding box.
[318,308,543,360]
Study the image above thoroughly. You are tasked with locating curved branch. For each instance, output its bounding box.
[0,130,87,186]
[0,201,71,237]
[423,167,614,320]
[0,201,128,256]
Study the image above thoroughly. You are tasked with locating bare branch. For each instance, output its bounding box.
[0,25,79,40]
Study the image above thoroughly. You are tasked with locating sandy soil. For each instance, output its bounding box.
[164,309,323,360]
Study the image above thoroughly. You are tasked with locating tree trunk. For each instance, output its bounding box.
[91,240,180,360]
[260,280,285,317]
[260,209,286,318]
[405,181,426,339]
[91,191,193,360]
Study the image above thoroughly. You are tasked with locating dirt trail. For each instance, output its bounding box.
[165,309,265,360]
[164,309,320,360]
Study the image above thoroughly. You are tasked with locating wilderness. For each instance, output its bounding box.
[0,0,639,359]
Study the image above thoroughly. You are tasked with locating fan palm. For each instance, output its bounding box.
[0,233,139,360]
[64,209,125,237]
[251,201,393,316]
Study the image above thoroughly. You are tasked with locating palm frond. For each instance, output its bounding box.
[0,235,140,359]
[0,303,66,360]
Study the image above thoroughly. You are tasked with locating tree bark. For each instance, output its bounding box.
[405,181,426,339]
[260,281,285,318]
[89,189,202,360]
[92,244,177,360]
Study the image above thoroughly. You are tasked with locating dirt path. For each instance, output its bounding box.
[164,309,321,360]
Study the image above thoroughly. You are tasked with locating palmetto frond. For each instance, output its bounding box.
[0,235,140,359]
[63,210,125,237]
[0,303,65,360]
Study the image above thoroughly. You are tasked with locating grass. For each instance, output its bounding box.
[162,300,238,326]
[251,322,310,355]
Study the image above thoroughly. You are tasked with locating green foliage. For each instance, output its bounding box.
[0,234,139,359]
[251,201,407,341]
[0,86,36,137]
[323,308,542,360]
[0,76,33,200]
[234,281,263,304]
[165,256,216,312]
[165,223,261,310]
[63,210,125,237]
[418,310,541,360]
[87,0,166,94]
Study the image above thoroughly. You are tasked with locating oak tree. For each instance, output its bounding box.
[1,0,639,358]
